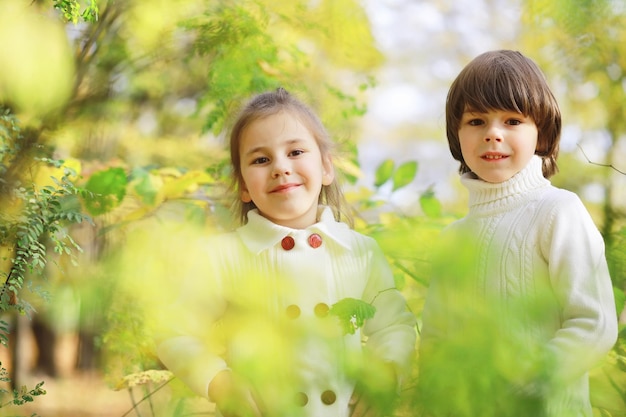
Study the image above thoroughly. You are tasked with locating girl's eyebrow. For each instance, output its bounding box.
[243,139,306,157]
[243,146,266,157]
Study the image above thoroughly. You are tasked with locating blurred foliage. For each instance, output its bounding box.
[0,2,75,121]
[519,5,626,412]
[54,0,99,23]
[521,0,626,238]
[0,0,624,416]
[0,1,97,410]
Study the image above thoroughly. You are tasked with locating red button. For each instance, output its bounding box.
[281,236,295,250]
[308,233,322,248]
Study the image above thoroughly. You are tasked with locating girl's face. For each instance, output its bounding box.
[458,109,538,183]
[239,110,334,229]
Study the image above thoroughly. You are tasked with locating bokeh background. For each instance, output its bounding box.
[0,0,625,416]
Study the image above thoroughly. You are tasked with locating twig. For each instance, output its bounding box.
[120,378,174,417]
[577,144,626,175]
[127,388,143,417]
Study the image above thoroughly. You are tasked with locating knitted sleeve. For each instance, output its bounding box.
[541,190,618,385]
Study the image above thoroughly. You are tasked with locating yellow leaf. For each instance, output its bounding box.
[160,170,214,200]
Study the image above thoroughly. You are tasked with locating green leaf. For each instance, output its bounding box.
[391,161,417,191]
[374,159,394,187]
[82,167,127,216]
[131,168,158,206]
[614,286,625,317]
[330,297,376,335]
[420,190,442,218]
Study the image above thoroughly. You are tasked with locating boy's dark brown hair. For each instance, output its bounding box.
[229,87,351,226]
[446,50,561,178]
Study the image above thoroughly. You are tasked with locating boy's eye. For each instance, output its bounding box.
[468,119,483,126]
[507,119,522,126]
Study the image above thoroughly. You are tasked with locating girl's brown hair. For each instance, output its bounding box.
[229,87,352,226]
[446,50,561,178]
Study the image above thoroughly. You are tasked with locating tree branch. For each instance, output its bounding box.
[577,143,626,175]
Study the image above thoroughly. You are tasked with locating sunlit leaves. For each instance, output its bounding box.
[0,146,90,320]
[83,167,127,215]
[130,168,161,207]
[176,0,381,134]
[521,0,626,133]
[181,2,280,133]
[309,0,383,70]
[392,161,417,191]
[160,170,215,200]
[330,297,376,335]
[374,159,394,187]
[0,2,75,120]
[420,188,442,218]
[374,159,418,191]
[53,0,99,24]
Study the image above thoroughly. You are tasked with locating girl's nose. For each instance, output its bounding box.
[272,160,291,177]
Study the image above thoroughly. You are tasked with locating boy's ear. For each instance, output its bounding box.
[322,155,335,186]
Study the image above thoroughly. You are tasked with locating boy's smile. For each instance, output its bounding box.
[458,109,538,183]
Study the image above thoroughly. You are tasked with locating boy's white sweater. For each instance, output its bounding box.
[421,156,618,416]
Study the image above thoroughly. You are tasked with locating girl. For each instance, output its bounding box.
[157,88,416,417]
[418,50,618,417]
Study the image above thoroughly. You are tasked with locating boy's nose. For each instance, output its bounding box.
[484,136,503,142]
[484,124,503,142]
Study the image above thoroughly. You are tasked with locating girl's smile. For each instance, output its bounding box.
[270,182,301,193]
[238,110,334,229]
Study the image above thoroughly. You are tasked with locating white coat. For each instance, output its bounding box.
[157,206,416,417]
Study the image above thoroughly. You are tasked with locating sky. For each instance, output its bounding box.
[356,0,523,213]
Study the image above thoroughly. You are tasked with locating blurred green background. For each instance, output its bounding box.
[0,0,625,416]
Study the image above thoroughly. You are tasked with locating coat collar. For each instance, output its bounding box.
[236,206,353,254]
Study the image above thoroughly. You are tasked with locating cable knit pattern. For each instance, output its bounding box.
[420,156,617,417]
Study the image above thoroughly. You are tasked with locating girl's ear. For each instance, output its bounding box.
[322,154,335,186]
[240,185,252,203]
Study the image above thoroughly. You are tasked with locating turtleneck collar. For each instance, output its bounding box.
[236,206,353,254]
[460,155,550,215]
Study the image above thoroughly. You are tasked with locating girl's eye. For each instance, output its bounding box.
[289,149,304,157]
[252,156,269,165]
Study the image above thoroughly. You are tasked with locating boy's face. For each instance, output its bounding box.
[238,110,334,229]
[458,109,538,183]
